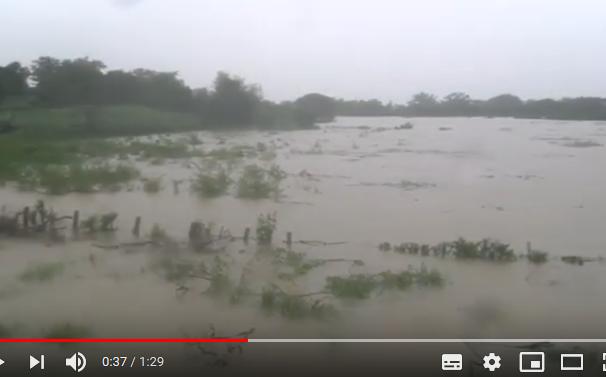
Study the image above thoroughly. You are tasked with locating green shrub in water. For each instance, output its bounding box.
[44,323,92,339]
[237,164,285,199]
[192,167,231,198]
[19,262,65,283]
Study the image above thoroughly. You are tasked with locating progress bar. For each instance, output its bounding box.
[249,339,606,343]
[0,338,248,343]
[1,338,606,343]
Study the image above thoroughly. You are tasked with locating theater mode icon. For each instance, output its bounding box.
[442,354,463,371]
[519,352,544,373]
[560,354,583,371]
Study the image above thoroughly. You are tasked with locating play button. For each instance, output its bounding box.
[0,358,5,366]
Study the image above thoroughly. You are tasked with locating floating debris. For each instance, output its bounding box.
[560,140,602,148]
[351,180,436,191]
[395,122,414,130]
[384,238,517,262]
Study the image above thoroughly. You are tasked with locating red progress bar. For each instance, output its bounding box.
[0,338,248,343]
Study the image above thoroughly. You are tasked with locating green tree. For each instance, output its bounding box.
[31,57,105,105]
[407,92,439,116]
[483,94,524,117]
[441,92,472,116]
[0,62,29,98]
[131,69,192,111]
[294,93,336,124]
[207,72,261,127]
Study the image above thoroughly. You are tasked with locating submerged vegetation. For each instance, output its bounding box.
[19,262,65,283]
[237,164,286,199]
[382,238,517,262]
[260,286,336,320]
[256,213,277,245]
[145,214,446,320]
[191,166,231,198]
[142,176,163,194]
[326,266,444,299]
[43,322,92,339]
[19,163,139,195]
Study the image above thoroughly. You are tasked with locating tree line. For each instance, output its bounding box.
[336,92,606,120]
[0,57,330,129]
[2,57,606,126]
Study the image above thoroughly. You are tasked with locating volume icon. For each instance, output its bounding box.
[66,352,86,372]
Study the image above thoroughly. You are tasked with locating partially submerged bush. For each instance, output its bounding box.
[155,258,198,283]
[390,238,516,262]
[44,323,92,339]
[143,177,163,193]
[527,250,549,264]
[260,286,335,320]
[19,164,139,195]
[19,262,65,283]
[237,164,286,199]
[150,224,170,243]
[192,167,231,198]
[326,274,377,299]
[451,238,481,259]
[256,213,277,245]
[205,257,233,296]
[414,265,445,287]
[326,266,444,299]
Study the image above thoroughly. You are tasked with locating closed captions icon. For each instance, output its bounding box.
[442,354,463,371]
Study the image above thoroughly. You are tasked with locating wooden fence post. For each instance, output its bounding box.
[22,206,29,229]
[132,216,141,238]
[286,232,292,248]
[72,210,80,232]
[243,227,250,244]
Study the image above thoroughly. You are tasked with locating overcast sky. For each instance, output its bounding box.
[1,0,605,102]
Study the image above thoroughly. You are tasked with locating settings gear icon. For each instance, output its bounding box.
[482,353,502,372]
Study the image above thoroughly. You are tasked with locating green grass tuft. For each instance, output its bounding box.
[191,167,231,198]
[44,323,92,339]
[237,164,286,199]
[19,262,65,283]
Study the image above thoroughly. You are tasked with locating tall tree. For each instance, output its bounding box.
[31,57,105,105]
[0,62,29,103]
[442,92,472,116]
[295,93,336,123]
[407,92,439,116]
[208,72,261,127]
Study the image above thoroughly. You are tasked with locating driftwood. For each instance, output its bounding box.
[561,255,602,265]
[92,240,155,250]
[295,240,347,246]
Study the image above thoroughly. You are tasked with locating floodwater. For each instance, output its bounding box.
[2,116,606,341]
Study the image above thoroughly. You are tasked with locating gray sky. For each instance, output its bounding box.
[1,0,605,102]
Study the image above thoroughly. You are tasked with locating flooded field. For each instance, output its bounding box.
[2,116,606,343]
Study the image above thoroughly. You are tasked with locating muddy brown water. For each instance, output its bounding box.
[1,116,606,340]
